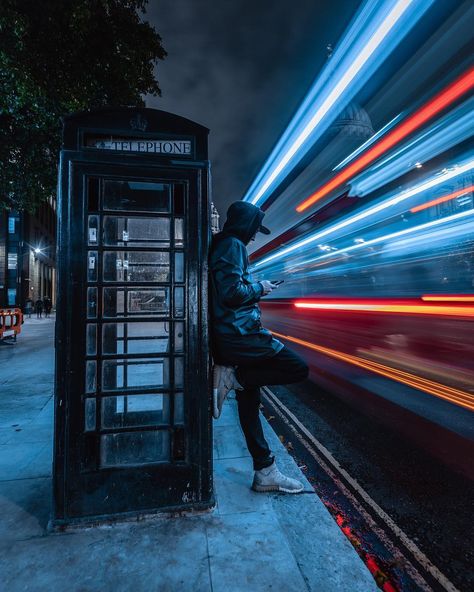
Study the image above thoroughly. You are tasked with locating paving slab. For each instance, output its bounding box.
[213,423,250,460]
[206,510,308,592]
[0,477,51,540]
[213,456,271,516]
[0,441,49,481]
[0,516,212,592]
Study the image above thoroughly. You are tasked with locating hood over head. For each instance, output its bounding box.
[221,201,270,245]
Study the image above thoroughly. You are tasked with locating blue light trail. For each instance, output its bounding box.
[243,0,435,208]
[294,209,474,270]
[252,155,474,269]
[333,114,403,171]
[350,97,474,196]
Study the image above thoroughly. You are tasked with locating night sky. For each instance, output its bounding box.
[145,0,361,216]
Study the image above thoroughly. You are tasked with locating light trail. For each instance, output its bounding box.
[271,331,474,412]
[288,209,474,267]
[410,184,474,213]
[333,114,403,171]
[253,157,474,269]
[296,66,474,212]
[244,0,433,207]
[293,299,474,317]
[422,295,474,302]
[292,208,474,270]
[350,98,474,196]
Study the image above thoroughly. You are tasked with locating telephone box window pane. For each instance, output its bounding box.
[174,184,185,215]
[85,361,97,393]
[88,251,98,282]
[172,428,186,462]
[174,287,184,317]
[174,252,184,283]
[174,218,184,247]
[84,398,96,432]
[87,288,97,318]
[88,215,99,245]
[100,430,170,467]
[102,358,169,391]
[103,323,124,355]
[103,251,170,283]
[86,324,97,356]
[103,322,171,355]
[174,357,184,388]
[174,322,184,352]
[88,177,100,212]
[103,180,170,213]
[103,288,170,317]
[174,392,184,425]
[101,394,170,428]
[103,216,170,248]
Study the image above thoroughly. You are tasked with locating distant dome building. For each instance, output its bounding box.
[330,102,374,138]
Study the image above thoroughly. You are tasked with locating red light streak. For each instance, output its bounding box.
[293,299,474,318]
[271,331,474,412]
[296,66,474,213]
[410,184,474,213]
[333,514,398,592]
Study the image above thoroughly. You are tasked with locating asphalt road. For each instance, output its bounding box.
[261,381,474,592]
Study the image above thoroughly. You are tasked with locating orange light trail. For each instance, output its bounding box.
[293,301,474,318]
[422,294,474,302]
[271,331,474,412]
[410,184,474,213]
[296,66,474,213]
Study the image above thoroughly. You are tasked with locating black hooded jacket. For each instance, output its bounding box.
[209,202,283,363]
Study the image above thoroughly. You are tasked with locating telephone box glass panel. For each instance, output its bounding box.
[103,181,171,213]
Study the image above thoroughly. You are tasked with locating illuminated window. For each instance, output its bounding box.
[7,289,16,305]
[7,252,18,270]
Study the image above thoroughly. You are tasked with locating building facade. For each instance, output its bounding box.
[0,198,56,309]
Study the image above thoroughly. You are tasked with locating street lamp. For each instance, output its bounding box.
[32,246,45,262]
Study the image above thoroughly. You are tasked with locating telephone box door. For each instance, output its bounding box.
[54,157,211,521]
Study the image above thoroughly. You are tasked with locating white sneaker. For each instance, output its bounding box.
[212,365,243,419]
[252,460,304,493]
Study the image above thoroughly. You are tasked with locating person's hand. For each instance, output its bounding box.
[259,280,279,296]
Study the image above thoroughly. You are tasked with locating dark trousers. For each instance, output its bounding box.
[235,346,308,470]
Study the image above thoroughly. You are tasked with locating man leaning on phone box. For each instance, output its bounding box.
[209,201,309,493]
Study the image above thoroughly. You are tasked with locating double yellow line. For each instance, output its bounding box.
[272,331,474,412]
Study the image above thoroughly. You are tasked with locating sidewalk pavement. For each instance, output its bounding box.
[0,317,377,591]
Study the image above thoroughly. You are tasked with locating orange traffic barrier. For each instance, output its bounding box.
[0,308,23,341]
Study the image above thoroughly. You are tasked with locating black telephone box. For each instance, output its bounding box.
[53,108,212,525]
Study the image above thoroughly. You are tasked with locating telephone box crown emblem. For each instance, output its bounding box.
[130,112,148,132]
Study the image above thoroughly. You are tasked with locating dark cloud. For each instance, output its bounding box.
[145,0,360,214]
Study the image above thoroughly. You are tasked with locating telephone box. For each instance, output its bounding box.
[53,108,212,525]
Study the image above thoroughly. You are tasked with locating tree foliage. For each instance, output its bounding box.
[0,0,166,211]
